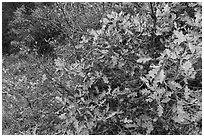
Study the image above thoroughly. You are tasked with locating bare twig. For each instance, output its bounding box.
[56,3,72,29]
[149,2,157,34]
[35,16,67,36]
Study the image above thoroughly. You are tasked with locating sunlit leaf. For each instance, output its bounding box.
[173,30,186,44]
[157,103,163,117]
[54,57,65,71]
[42,74,47,83]
[137,57,152,63]
[106,111,123,120]
[140,88,151,95]
[146,68,160,79]
[161,91,172,103]
[80,128,89,135]
[102,75,109,83]
[172,101,190,123]
[182,60,192,70]
[100,50,109,54]
[161,96,171,103]
[89,29,99,40]
[127,92,138,98]
[191,111,202,122]
[156,87,165,96]
[102,18,109,25]
[188,43,196,53]
[163,4,170,13]
[184,86,191,100]
[168,81,182,90]
[156,8,162,17]
[133,16,140,25]
[124,123,138,128]
[75,44,84,49]
[123,117,133,123]
[59,113,67,120]
[111,55,118,67]
[107,11,117,19]
[154,69,165,83]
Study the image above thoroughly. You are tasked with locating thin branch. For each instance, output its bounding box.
[56,2,72,29]
[26,54,74,98]
[35,16,67,36]
[149,2,157,35]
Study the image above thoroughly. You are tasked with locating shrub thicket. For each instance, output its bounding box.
[2,2,202,135]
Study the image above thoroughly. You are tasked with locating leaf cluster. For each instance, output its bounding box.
[2,2,202,135]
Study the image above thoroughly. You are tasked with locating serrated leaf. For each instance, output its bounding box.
[154,69,165,83]
[181,61,196,78]
[137,57,152,63]
[168,81,182,90]
[107,11,117,19]
[173,30,186,44]
[161,97,170,103]
[156,8,162,17]
[140,89,151,95]
[163,4,170,13]
[173,102,190,123]
[54,57,65,71]
[146,68,160,79]
[157,104,163,117]
[140,76,149,83]
[182,60,192,72]
[156,87,165,96]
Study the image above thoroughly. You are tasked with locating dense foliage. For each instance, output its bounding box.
[2,2,202,135]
